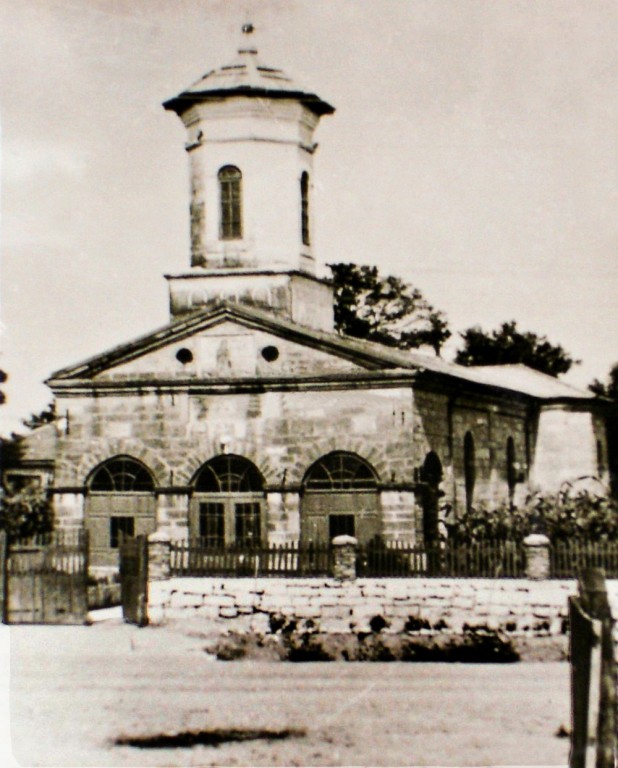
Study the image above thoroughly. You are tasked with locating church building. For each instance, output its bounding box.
[10,32,612,569]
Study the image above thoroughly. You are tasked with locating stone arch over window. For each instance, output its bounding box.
[506,436,517,503]
[300,451,380,544]
[88,456,155,492]
[302,451,378,491]
[289,438,389,487]
[84,455,157,568]
[300,171,310,246]
[463,431,476,512]
[191,455,265,546]
[218,165,242,240]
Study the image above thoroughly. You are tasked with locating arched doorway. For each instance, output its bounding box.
[301,451,380,544]
[85,456,157,567]
[420,451,443,546]
[190,455,265,546]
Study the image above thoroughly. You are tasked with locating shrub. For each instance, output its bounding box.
[443,490,618,544]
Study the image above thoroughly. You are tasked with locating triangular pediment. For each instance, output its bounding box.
[47,302,414,386]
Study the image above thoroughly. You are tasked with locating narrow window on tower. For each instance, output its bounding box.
[300,171,310,246]
[218,165,242,240]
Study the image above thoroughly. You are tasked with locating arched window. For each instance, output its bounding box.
[300,171,310,246]
[88,456,155,492]
[420,451,443,546]
[192,455,264,546]
[303,451,378,491]
[218,165,242,240]
[420,451,443,487]
[194,455,264,493]
[463,432,476,512]
[506,437,517,502]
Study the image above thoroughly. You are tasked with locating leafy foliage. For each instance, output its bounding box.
[443,491,618,544]
[589,362,618,401]
[455,321,577,377]
[22,402,56,431]
[329,263,451,355]
[0,485,53,539]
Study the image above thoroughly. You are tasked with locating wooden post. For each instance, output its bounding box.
[570,568,617,768]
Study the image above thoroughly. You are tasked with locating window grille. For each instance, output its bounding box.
[218,165,242,240]
[199,502,225,546]
[89,457,155,492]
[303,451,378,491]
[235,502,261,547]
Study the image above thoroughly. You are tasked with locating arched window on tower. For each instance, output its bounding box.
[218,165,242,240]
[463,432,476,512]
[300,171,310,246]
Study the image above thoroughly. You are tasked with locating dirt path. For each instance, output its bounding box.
[6,620,570,766]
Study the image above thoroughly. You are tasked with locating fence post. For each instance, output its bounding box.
[578,569,616,768]
[523,533,550,580]
[148,530,171,582]
[331,535,357,581]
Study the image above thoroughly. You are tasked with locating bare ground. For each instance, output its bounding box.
[7,618,570,767]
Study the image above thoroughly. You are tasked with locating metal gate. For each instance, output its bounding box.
[119,535,148,626]
[2,530,89,625]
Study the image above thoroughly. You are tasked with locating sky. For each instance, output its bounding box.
[1,0,617,436]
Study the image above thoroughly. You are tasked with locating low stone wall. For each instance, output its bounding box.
[148,576,618,637]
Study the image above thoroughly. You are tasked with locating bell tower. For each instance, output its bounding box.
[163,26,336,331]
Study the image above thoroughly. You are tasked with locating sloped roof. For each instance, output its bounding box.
[462,364,596,400]
[163,44,334,117]
[46,300,597,404]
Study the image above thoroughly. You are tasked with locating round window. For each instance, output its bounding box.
[261,346,279,362]
[176,348,194,365]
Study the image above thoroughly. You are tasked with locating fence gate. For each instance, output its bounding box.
[119,535,148,626]
[2,531,89,625]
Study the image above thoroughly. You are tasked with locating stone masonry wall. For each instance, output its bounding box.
[148,576,618,638]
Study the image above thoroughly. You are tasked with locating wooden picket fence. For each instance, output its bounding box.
[169,538,527,579]
[551,540,618,579]
[170,539,333,578]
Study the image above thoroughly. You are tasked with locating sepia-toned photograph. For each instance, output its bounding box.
[1,1,617,766]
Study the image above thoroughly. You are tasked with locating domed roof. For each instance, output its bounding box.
[163,37,335,117]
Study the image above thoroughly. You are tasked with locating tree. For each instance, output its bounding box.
[329,263,451,355]
[589,362,618,401]
[0,485,53,540]
[21,402,56,431]
[455,321,577,377]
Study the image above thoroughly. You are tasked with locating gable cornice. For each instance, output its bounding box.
[45,300,412,384]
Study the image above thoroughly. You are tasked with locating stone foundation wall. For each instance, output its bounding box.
[148,576,618,637]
